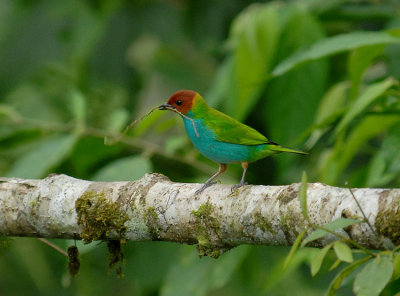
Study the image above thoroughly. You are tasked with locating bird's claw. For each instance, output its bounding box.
[195,181,217,195]
[231,182,248,192]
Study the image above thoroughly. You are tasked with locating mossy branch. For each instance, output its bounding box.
[0,174,399,257]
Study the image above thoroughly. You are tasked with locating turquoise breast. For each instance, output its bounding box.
[182,115,265,164]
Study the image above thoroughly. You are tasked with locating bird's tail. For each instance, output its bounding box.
[268,142,308,155]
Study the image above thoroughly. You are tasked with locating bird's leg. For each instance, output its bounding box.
[231,162,248,191]
[195,163,227,195]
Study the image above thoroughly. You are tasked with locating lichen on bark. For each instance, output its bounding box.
[1,174,398,252]
[144,206,161,239]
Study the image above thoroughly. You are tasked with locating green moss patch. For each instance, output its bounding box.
[376,200,400,245]
[75,190,129,243]
[144,206,161,239]
[191,202,222,258]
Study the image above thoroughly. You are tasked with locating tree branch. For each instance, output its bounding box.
[0,174,399,257]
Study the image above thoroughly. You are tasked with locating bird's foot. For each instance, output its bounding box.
[195,181,218,195]
[231,181,248,192]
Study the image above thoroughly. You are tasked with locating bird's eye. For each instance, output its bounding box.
[176,100,183,106]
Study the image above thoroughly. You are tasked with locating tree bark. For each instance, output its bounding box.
[0,174,399,257]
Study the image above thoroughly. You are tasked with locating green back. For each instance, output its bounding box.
[192,96,269,146]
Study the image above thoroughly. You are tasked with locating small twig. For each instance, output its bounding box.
[163,106,199,138]
[345,182,381,245]
[37,238,68,257]
[105,106,159,145]
[105,104,199,145]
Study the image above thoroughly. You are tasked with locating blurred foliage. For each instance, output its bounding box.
[288,174,399,296]
[1,0,400,295]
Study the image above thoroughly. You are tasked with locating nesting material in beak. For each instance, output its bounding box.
[158,103,175,110]
[159,103,199,137]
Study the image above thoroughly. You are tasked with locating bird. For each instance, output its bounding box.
[159,90,307,194]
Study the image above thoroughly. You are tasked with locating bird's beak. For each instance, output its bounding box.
[158,103,175,111]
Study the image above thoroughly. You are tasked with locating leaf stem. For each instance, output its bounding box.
[310,223,375,257]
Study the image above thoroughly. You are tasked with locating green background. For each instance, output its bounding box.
[1,0,400,295]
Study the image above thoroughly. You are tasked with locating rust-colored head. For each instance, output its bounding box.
[159,90,197,114]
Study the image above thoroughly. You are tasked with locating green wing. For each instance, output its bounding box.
[203,107,270,145]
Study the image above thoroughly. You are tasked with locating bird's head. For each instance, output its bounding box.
[159,90,198,115]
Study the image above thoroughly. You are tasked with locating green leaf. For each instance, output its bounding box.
[353,255,394,296]
[206,57,236,108]
[283,229,308,271]
[387,27,400,78]
[92,155,152,181]
[70,137,121,177]
[311,244,331,276]
[326,256,372,296]
[306,0,347,14]
[264,10,327,149]
[333,241,353,263]
[314,82,349,127]
[301,218,361,247]
[272,31,400,77]
[229,3,280,120]
[393,252,400,280]
[367,126,400,187]
[3,84,65,123]
[329,258,342,271]
[323,114,400,184]
[335,78,396,135]
[164,136,188,154]
[299,171,309,221]
[306,81,349,148]
[12,237,56,294]
[106,108,129,132]
[5,134,77,179]
[0,104,21,121]
[348,44,385,102]
[132,110,165,138]
[70,89,87,128]
[161,246,249,296]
